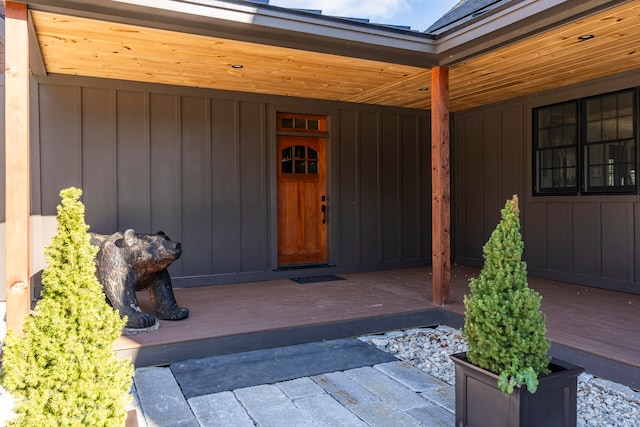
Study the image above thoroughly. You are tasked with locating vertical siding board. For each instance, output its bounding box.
[601,203,629,280]
[573,203,598,276]
[627,203,635,283]
[359,111,381,264]
[523,202,544,268]
[546,202,570,272]
[453,114,465,260]
[39,84,80,214]
[82,87,117,233]
[420,115,431,259]
[482,111,502,236]
[501,106,524,199]
[181,96,212,275]
[464,114,484,261]
[381,113,400,262]
[401,115,419,260]
[338,110,358,265]
[116,90,150,232]
[212,99,241,274]
[149,93,182,273]
[239,101,267,272]
[635,203,640,283]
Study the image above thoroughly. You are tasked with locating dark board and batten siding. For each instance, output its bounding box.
[337,111,431,267]
[453,68,640,294]
[19,74,431,296]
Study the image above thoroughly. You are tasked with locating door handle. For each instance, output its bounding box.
[321,204,326,224]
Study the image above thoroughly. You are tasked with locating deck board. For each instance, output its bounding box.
[115,270,437,350]
[114,265,640,388]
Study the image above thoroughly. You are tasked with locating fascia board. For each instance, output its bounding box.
[436,0,631,65]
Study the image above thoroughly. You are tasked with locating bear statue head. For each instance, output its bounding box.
[117,229,182,271]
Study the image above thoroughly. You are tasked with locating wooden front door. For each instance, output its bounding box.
[277,115,327,266]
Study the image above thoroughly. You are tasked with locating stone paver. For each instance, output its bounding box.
[133,367,199,427]
[405,402,456,427]
[132,350,456,426]
[420,385,456,413]
[312,371,380,407]
[277,377,326,400]
[188,391,254,427]
[344,366,429,411]
[374,361,448,392]
[348,401,421,427]
[293,394,368,427]
[234,384,315,426]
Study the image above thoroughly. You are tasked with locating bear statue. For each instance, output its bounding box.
[90,229,189,329]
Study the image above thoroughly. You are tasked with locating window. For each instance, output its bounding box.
[533,89,637,195]
[277,113,326,133]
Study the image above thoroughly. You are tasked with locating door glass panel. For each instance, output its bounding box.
[282,160,293,174]
[308,160,318,174]
[281,145,321,175]
[281,117,294,129]
[295,118,306,129]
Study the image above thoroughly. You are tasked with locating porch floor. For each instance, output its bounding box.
[114,265,640,389]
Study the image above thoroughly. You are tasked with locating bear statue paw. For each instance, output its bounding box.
[156,307,190,321]
[126,312,158,329]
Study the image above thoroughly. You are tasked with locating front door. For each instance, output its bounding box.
[277,114,327,266]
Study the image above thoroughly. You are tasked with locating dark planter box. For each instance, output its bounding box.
[450,352,583,427]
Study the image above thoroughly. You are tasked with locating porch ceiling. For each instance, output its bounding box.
[29,1,640,112]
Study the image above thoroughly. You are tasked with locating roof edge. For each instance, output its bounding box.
[436,0,633,65]
[24,0,439,67]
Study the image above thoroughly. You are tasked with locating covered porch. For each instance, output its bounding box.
[6,0,640,332]
[116,265,640,390]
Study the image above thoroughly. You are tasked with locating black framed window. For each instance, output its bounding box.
[534,102,578,193]
[533,89,637,195]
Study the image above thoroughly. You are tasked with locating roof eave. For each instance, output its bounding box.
[23,0,440,68]
[436,0,633,65]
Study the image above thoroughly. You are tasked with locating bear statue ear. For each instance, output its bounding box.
[156,231,171,240]
[123,229,137,246]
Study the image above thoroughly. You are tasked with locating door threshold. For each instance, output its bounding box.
[277,263,331,271]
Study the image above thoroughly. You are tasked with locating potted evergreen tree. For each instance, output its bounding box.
[1,188,134,426]
[451,195,583,427]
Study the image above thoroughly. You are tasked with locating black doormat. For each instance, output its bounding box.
[170,338,397,399]
[290,274,345,284]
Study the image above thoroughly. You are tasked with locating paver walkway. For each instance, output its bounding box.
[129,339,455,426]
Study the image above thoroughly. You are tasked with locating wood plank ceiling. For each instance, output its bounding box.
[30,1,640,112]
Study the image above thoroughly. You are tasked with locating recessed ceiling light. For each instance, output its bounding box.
[578,34,595,41]
[230,64,244,69]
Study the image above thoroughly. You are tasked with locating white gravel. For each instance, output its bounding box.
[359,325,640,427]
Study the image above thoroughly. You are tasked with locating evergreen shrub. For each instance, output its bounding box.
[1,187,133,426]
[463,195,551,394]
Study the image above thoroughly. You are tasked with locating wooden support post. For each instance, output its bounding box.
[431,66,451,305]
[5,1,31,335]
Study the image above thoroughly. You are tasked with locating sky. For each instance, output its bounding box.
[268,0,461,32]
